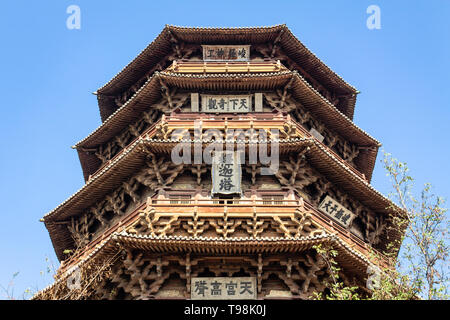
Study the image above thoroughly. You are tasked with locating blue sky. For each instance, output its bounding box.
[0,1,448,298]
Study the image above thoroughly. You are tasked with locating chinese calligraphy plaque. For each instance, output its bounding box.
[201,95,252,113]
[191,277,256,300]
[202,45,250,61]
[212,151,241,196]
[318,195,356,228]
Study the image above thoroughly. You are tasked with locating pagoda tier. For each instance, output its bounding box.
[44,136,403,261]
[37,25,406,300]
[96,25,358,122]
[76,70,378,182]
[36,196,382,300]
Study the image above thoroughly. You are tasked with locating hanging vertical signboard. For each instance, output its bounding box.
[212,151,242,196]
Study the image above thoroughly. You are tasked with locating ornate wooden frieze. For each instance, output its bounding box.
[34,251,122,300]
[113,43,200,109]
[264,92,360,166]
[93,251,338,300]
[127,197,324,239]
[153,116,301,142]
[69,151,385,253]
[36,249,365,300]
[94,109,160,164]
[252,43,345,108]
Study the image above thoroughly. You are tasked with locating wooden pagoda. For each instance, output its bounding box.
[35,25,406,300]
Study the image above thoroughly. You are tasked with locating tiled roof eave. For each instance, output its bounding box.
[32,231,377,300]
[279,25,357,92]
[97,25,358,97]
[44,136,402,225]
[290,70,380,146]
[43,138,148,221]
[96,27,172,94]
[75,71,293,149]
[73,72,162,148]
[76,71,377,151]
[307,140,404,216]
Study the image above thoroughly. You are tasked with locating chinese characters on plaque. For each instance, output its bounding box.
[201,95,251,113]
[202,45,250,61]
[212,151,241,196]
[191,277,256,300]
[318,195,356,228]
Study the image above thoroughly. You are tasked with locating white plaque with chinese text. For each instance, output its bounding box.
[191,277,256,300]
[201,95,252,113]
[212,151,241,195]
[202,45,250,61]
[318,195,356,227]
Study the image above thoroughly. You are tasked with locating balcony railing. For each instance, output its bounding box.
[165,60,288,74]
[59,193,385,275]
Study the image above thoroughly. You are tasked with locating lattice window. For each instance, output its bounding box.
[262,195,284,205]
[169,195,191,204]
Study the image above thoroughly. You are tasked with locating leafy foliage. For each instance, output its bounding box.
[315,151,449,300]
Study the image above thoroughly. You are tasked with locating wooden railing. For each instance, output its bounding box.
[165,60,287,74]
[59,193,385,275]
[148,197,372,252]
